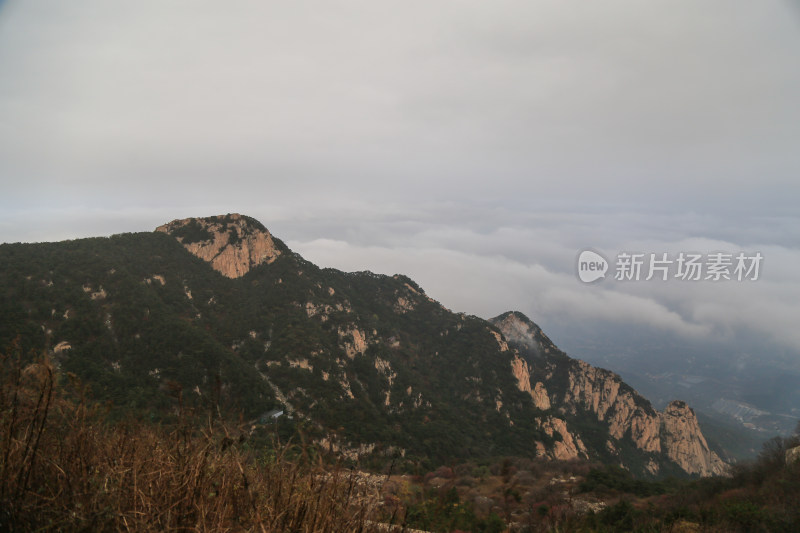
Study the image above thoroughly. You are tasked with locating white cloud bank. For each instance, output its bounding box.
[287,208,800,354]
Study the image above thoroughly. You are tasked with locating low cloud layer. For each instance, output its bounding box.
[285,207,800,356]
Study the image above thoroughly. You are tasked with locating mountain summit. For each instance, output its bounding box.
[0,215,727,477]
[156,214,285,278]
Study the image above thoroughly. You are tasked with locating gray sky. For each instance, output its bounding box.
[1,1,799,362]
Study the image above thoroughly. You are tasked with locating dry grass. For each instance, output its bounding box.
[0,347,386,532]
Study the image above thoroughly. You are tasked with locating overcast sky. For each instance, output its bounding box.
[1,1,798,362]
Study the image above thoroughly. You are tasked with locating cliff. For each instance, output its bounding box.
[660,400,728,476]
[491,311,728,476]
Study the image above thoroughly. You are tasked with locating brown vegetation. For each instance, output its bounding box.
[0,344,383,532]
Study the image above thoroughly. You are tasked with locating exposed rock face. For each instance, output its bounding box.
[564,360,662,454]
[539,417,587,460]
[492,310,555,354]
[786,445,800,465]
[492,311,728,477]
[338,326,368,359]
[288,358,313,371]
[660,400,728,476]
[394,296,415,313]
[490,330,510,352]
[510,354,532,395]
[532,381,551,410]
[510,353,552,410]
[53,341,72,354]
[156,214,282,278]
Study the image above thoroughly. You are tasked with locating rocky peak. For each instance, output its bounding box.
[491,311,555,355]
[156,214,283,278]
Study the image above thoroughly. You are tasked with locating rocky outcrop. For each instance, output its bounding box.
[660,400,728,476]
[562,362,727,475]
[785,445,800,465]
[338,326,368,359]
[538,417,587,460]
[492,310,554,354]
[156,214,282,278]
[532,381,551,410]
[510,353,552,410]
[564,360,662,454]
[510,353,532,395]
[492,311,728,477]
[52,341,72,354]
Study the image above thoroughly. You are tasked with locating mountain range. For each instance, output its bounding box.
[0,214,727,477]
